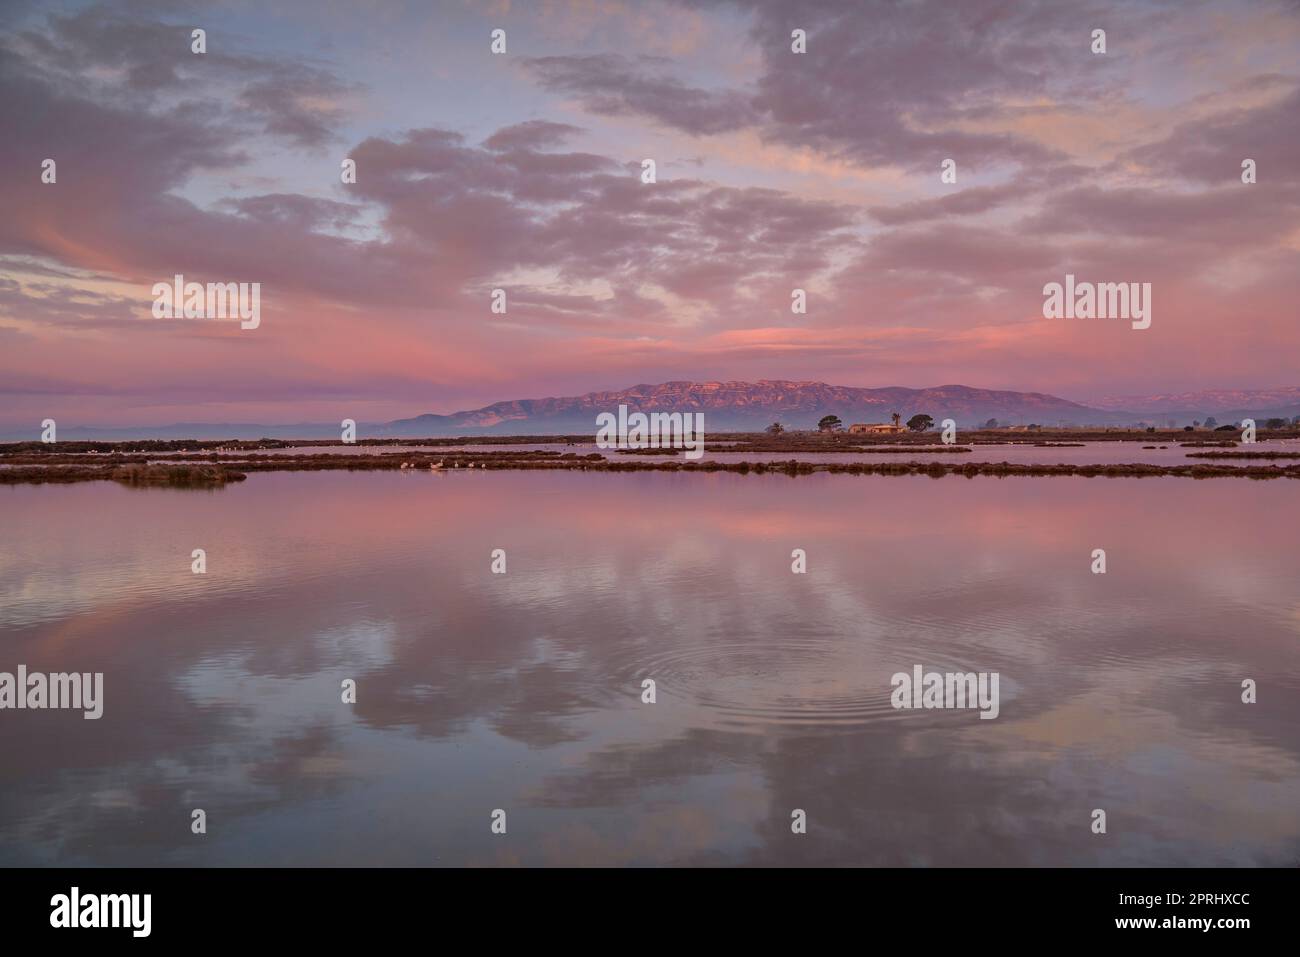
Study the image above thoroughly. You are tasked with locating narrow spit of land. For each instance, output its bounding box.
[3,429,1299,487]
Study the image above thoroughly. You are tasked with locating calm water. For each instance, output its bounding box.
[1,471,1297,866]
[150,438,1300,468]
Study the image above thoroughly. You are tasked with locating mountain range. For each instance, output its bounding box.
[379,381,1102,434]
[12,381,1299,440]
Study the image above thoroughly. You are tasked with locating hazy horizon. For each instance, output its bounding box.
[8,376,1300,439]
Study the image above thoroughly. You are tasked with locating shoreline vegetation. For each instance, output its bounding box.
[3,429,1298,487]
[0,462,248,488]
[110,463,247,488]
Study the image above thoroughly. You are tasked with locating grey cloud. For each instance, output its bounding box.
[524,54,761,135]
[9,3,352,147]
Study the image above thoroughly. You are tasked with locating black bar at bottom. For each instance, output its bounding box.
[0,867,1284,943]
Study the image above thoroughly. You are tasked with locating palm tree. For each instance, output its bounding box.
[890,411,902,427]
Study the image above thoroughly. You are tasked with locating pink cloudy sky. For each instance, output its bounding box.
[2,0,1298,428]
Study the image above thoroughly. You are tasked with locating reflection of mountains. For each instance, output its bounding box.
[5,471,1298,866]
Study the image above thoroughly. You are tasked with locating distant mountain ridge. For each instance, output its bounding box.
[1089,387,1300,423]
[1091,387,1300,411]
[378,380,1107,435]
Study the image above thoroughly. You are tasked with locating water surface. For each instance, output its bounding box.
[1,471,1297,865]
[151,438,1300,468]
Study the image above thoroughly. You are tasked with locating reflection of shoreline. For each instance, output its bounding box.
[4,454,1300,484]
[5,432,1299,485]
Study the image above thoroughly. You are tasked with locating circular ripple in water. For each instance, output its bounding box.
[614,637,937,732]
